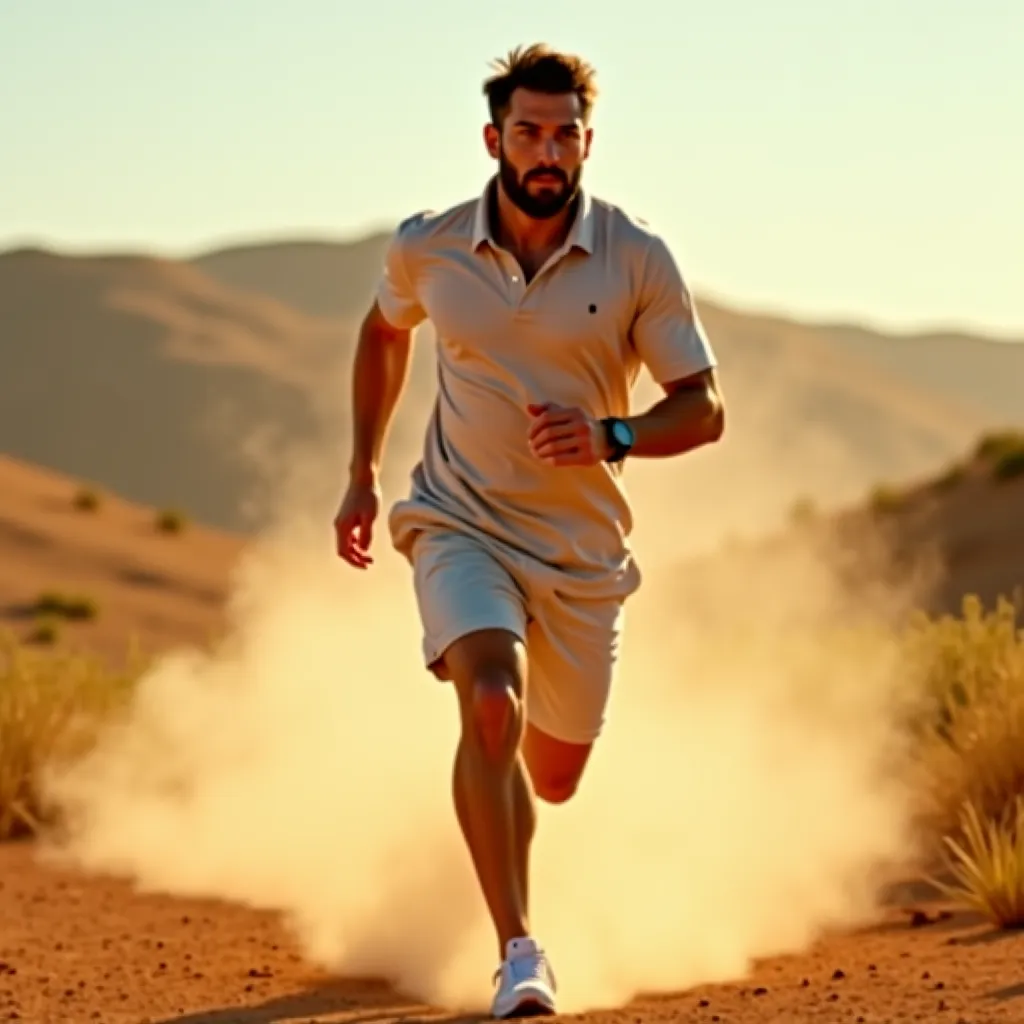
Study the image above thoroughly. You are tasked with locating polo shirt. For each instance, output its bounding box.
[375,177,717,601]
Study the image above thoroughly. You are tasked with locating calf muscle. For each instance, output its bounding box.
[443,629,535,956]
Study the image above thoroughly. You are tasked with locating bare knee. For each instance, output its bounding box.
[524,725,592,805]
[467,670,523,760]
[442,629,526,762]
[532,774,580,805]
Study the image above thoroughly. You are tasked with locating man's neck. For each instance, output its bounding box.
[491,179,578,259]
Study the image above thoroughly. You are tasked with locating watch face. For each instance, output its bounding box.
[612,420,634,447]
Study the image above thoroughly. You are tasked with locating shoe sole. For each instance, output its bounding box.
[495,997,556,1019]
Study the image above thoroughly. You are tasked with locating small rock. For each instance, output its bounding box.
[922,971,931,980]
[801,978,810,987]
[698,999,709,1007]
[832,969,846,980]
[753,987,768,996]
[910,909,931,927]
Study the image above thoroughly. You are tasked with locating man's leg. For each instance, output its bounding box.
[521,589,625,801]
[443,628,534,953]
[522,723,594,805]
[407,528,557,1017]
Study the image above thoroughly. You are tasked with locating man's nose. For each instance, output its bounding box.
[538,138,559,163]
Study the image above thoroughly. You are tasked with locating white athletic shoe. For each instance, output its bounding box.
[490,936,557,1019]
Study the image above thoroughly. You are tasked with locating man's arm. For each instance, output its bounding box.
[348,301,414,484]
[528,231,725,468]
[624,233,724,456]
[346,214,427,484]
[621,366,724,458]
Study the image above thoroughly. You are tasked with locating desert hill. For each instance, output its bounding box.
[674,431,1024,623]
[0,454,244,663]
[0,246,378,533]
[2,233,1023,547]
[191,232,392,321]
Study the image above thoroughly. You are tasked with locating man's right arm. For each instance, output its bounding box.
[348,300,414,485]
[347,215,428,485]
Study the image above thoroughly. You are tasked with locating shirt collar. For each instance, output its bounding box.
[471,175,595,256]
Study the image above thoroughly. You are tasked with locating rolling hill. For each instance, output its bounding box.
[671,431,1024,624]
[0,455,244,663]
[2,231,1022,550]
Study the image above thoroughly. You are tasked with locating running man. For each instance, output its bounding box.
[334,43,725,1019]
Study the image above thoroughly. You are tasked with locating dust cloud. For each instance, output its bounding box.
[39,382,932,1015]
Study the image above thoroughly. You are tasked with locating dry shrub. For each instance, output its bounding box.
[906,594,1024,841]
[974,429,1024,483]
[156,509,188,534]
[0,631,142,840]
[902,594,1024,927]
[73,486,101,512]
[931,796,1024,928]
[34,591,98,621]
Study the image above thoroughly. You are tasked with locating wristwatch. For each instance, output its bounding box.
[601,417,635,463]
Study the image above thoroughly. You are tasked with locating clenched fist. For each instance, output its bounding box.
[527,403,611,467]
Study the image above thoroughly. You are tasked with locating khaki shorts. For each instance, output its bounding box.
[406,526,625,745]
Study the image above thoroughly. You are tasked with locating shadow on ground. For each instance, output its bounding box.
[150,978,486,1024]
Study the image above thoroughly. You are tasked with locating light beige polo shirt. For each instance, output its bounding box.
[375,176,717,601]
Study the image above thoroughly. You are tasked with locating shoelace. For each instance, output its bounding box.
[493,953,557,989]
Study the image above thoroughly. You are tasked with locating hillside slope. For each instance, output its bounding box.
[0,247,354,531]
[0,455,243,663]
[674,433,1024,622]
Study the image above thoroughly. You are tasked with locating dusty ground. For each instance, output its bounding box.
[3,841,1024,1024]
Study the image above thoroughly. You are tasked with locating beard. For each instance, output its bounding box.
[498,151,582,219]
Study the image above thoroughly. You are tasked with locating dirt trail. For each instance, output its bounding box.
[3,842,1024,1024]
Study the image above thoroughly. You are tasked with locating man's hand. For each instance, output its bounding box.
[333,477,381,569]
[527,403,611,467]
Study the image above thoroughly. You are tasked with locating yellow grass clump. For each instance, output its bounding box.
[0,631,142,840]
[932,796,1024,928]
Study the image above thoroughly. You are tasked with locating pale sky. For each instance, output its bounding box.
[2,0,1022,337]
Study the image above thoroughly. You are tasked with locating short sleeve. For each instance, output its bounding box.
[630,234,716,384]
[375,215,427,330]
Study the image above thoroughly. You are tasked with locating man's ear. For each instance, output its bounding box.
[483,121,501,160]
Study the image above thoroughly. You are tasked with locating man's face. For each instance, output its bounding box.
[484,88,592,219]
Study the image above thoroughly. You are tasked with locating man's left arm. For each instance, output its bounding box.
[528,233,724,466]
[621,365,724,458]
[621,233,724,457]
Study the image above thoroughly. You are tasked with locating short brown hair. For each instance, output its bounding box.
[483,44,598,127]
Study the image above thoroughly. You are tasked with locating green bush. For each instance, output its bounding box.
[156,508,187,534]
[33,591,98,621]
